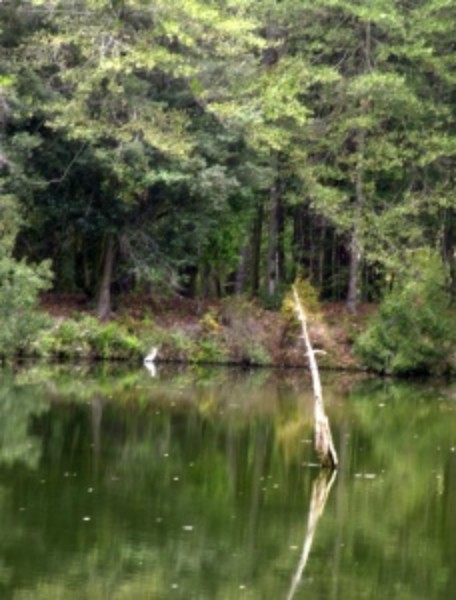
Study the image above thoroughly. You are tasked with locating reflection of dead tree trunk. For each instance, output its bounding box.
[292,285,338,469]
[286,470,337,600]
[91,395,103,480]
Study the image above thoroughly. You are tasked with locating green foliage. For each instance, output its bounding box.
[355,249,455,375]
[194,337,228,365]
[244,342,271,366]
[0,255,52,359]
[161,329,197,362]
[258,284,287,311]
[0,197,52,358]
[1,0,455,338]
[0,374,48,468]
[30,316,143,360]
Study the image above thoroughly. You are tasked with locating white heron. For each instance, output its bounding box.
[144,347,158,363]
[144,347,158,377]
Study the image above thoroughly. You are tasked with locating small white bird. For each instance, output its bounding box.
[144,347,158,377]
[144,347,158,363]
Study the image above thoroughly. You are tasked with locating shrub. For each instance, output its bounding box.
[30,316,143,360]
[0,258,53,358]
[0,196,52,358]
[194,337,228,364]
[355,249,455,375]
[245,342,271,365]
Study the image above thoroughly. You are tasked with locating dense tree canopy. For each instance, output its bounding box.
[1,0,454,317]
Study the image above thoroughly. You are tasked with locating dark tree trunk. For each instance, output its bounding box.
[277,194,286,284]
[346,230,361,313]
[235,242,250,295]
[96,234,116,321]
[251,201,264,296]
[346,128,365,314]
[347,23,372,313]
[442,207,456,302]
[267,153,286,297]
[317,218,327,289]
[292,204,305,276]
[267,180,280,296]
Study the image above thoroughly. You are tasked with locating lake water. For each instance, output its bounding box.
[0,364,454,599]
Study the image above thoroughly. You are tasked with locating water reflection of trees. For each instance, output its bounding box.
[0,367,453,598]
[0,375,48,469]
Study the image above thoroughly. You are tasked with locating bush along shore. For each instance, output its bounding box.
[6,283,455,377]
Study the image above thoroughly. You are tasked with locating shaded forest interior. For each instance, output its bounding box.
[1,1,454,310]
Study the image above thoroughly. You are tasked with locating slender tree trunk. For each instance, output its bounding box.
[251,201,264,296]
[277,194,286,284]
[96,234,116,321]
[331,230,338,300]
[267,179,280,296]
[200,263,211,298]
[346,128,365,314]
[308,212,315,283]
[318,218,327,290]
[347,22,372,313]
[442,207,456,302]
[235,242,250,295]
[292,204,303,276]
[267,151,287,296]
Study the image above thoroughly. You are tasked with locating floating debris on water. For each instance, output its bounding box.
[355,473,377,479]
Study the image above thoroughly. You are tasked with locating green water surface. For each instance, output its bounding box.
[0,365,454,599]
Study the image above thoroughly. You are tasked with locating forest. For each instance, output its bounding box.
[0,0,455,374]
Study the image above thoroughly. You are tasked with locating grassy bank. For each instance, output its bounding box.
[18,293,370,370]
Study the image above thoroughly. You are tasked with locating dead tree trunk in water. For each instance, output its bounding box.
[292,285,338,469]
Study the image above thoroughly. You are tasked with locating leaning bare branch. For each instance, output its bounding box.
[292,285,338,469]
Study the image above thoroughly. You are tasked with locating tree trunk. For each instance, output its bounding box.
[277,193,286,284]
[346,128,365,314]
[267,180,280,296]
[251,200,264,296]
[292,285,338,469]
[292,203,305,277]
[442,207,456,302]
[347,22,371,313]
[235,242,250,295]
[267,165,287,296]
[318,218,327,290]
[96,234,116,321]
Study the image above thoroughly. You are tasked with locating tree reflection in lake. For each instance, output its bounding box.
[0,365,454,599]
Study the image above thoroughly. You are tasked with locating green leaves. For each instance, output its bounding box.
[0,195,52,358]
[355,249,455,375]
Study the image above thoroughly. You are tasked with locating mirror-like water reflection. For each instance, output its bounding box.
[0,365,454,599]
